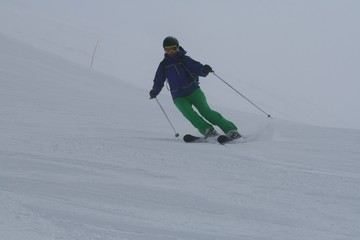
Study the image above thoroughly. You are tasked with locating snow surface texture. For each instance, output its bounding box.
[1,1,360,240]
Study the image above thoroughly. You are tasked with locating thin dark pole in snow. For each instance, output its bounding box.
[212,72,272,118]
[91,40,99,68]
[155,98,180,137]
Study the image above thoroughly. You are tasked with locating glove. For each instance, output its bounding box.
[149,89,158,99]
[203,64,213,74]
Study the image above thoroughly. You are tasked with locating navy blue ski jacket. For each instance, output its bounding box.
[151,46,209,100]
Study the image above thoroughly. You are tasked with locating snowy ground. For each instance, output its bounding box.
[1,1,360,239]
[1,31,360,240]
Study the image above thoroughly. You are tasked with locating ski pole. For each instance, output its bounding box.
[155,98,180,137]
[212,72,272,118]
[90,40,99,68]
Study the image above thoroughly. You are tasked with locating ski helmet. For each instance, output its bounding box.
[163,36,179,48]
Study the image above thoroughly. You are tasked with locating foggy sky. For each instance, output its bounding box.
[2,0,360,129]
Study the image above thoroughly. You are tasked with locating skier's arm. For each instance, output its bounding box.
[151,61,167,97]
[183,56,212,77]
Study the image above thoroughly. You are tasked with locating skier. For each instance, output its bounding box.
[149,36,241,139]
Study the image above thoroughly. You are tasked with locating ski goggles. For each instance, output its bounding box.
[164,45,179,54]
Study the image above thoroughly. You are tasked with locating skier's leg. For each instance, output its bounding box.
[190,89,237,133]
[174,95,213,135]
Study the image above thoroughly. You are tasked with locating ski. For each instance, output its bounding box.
[184,134,243,144]
[217,135,237,144]
[183,134,205,143]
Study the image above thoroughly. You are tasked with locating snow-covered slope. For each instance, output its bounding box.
[1,30,360,240]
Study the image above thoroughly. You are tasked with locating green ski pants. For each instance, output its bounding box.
[173,88,237,135]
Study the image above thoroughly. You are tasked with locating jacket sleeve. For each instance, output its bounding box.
[182,56,208,77]
[151,61,166,95]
